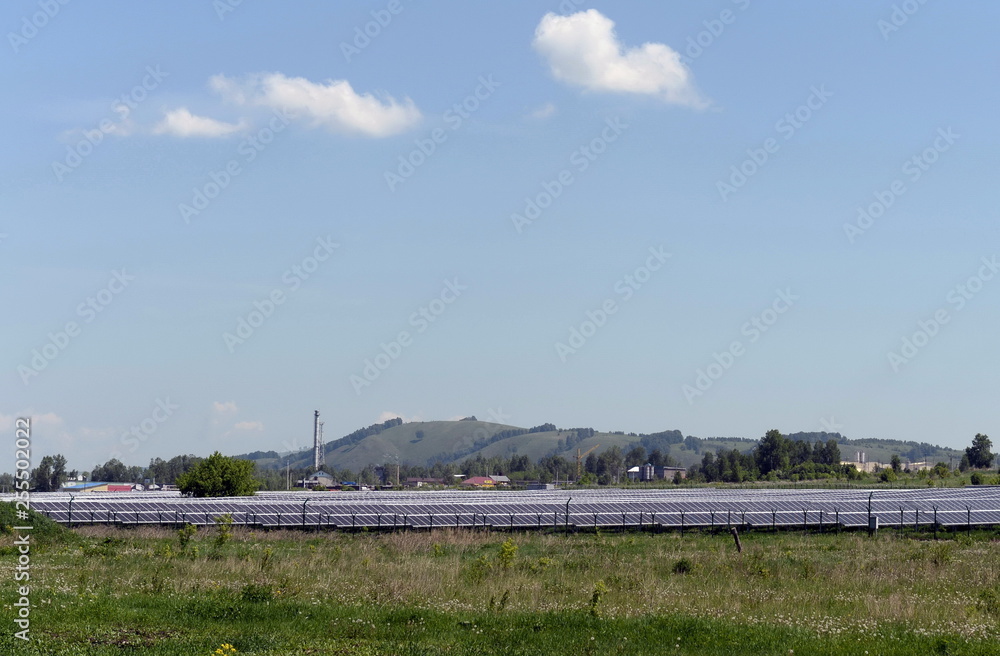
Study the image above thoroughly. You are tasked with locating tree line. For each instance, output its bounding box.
[5,431,992,494]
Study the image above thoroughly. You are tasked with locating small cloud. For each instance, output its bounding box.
[529,102,557,120]
[0,411,63,431]
[533,10,708,108]
[210,72,422,137]
[233,420,264,432]
[31,412,65,428]
[153,107,246,138]
[213,401,238,415]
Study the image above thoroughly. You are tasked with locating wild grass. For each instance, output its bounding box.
[2,523,999,654]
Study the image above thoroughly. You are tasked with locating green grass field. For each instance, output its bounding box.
[3,504,1000,655]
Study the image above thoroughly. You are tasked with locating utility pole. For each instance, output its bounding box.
[286,459,290,490]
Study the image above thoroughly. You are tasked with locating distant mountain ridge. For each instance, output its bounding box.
[234,420,963,473]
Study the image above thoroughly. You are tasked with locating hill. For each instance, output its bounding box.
[234,420,966,476]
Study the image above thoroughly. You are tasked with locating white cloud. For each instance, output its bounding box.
[210,72,422,137]
[533,10,708,108]
[233,420,264,432]
[153,107,246,138]
[213,401,238,415]
[0,411,64,432]
[529,102,557,120]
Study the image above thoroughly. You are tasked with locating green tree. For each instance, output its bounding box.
[965,434,994,469]
[600,446,625,484]
[755,429,789,476]
[176,452,258,497]
[890,454,902,473]
[30,454,67,491]
[91,458,128,482]
[624,445,647,468]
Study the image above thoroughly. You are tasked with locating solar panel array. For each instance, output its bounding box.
[12,487,1000,531]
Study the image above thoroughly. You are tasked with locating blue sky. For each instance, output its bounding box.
[3,0,998,471]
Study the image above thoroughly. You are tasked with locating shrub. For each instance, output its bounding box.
[240,583,274,603]
[214,514,234,548]
[970,472,984,485]
[497,538,518,569]
[672,558,693,574]
[977,589,999,616]
[930,542,953,566]
[177,524,197,551]
[259,546,274,571]
[589,581,608,617]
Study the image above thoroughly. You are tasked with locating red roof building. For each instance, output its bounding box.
[460,476,495,487]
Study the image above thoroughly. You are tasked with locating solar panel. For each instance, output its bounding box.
[12,487,1000,531]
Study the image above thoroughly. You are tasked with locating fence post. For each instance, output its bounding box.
[867,492,874,537]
